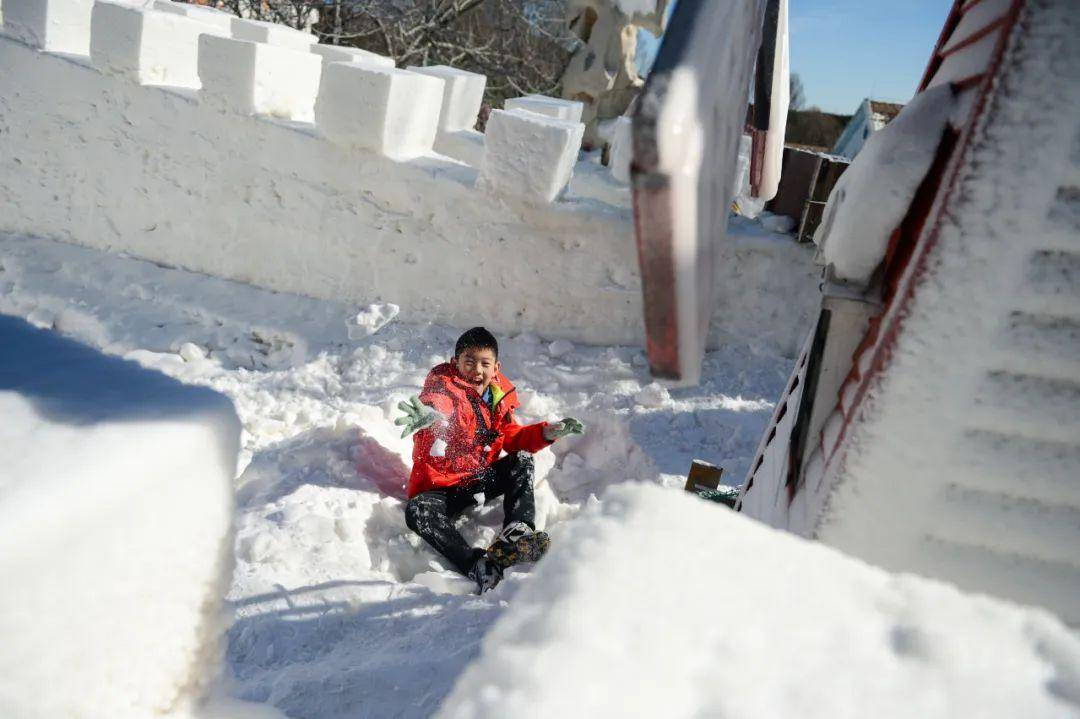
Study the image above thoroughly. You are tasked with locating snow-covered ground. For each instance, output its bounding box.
[0,225,794,718]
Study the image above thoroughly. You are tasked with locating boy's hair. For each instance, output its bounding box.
[455,326,499,359]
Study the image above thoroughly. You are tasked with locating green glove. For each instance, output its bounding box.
[394,395,444,439]
[544,417,585,441]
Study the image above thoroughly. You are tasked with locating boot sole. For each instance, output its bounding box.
[487,532,550,569]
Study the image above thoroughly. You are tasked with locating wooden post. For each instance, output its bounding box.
[684,460,724,493]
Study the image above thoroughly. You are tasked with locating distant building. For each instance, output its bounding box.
[831,98,903,159]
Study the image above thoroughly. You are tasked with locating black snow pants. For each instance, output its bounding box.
[404,452,536,575]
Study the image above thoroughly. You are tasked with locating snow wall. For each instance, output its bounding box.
[0,2,817,358]
[0,315,241,718]
[438,484,1080,718]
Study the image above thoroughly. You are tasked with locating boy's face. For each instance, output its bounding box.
[454,347,500,392]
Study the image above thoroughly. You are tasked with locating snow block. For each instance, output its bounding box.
[230,16,315,52]
[505,94,584,124]
[1,0,92,54]
[0,315,240,718]
[90,2,227,89]
[609,115,632,183]
[315,62,444,159]
[477,108,585,204]
[152,0,233,35]
[407,65,486,132]
[440,483,1080,718]
[434,128,485,167]
[198,34,322,122]
[310,43,394,68]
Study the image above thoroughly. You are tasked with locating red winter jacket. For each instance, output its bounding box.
[407,362,551,498]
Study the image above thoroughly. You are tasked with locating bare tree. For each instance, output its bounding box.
[213,0,321,32]
[311,1,575,109]
[789,72,806,111]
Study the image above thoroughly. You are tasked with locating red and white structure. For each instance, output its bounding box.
[736,0,1080,624]
[630,0,788,384]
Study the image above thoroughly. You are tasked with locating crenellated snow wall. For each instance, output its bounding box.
[0,0,644,346]
[0,0,818,356]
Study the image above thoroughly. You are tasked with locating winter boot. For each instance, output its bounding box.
[469,555,504,594]
[486,521,550,570]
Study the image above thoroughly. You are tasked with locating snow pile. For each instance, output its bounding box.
[439,483,1080,718]
[813,84,956,284]
[0,315,241,718]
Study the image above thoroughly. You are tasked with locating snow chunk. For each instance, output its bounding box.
[91,2,228,90]
[614,0,660,17]
[413,570,476,595]
[198,34,322,122]
[759,211,795,234]
[439,484,1080,718]
[347,302,400,339]
[478,109,585,204]
[315,63,445,159]
[504,95,584,124]
[547,338,574,358]
[608,115,633,183]
[814,84,956,284]
[229,17,316,52]
[408,65,487,133]
[634,381,670,408]
[310,44,395,69]
[178,341,207,362]
[152,0,233,35]
[433,128,485,167]
[3,0,93,54]
[0,315,240,718]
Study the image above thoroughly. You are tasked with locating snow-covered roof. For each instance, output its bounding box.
[868,99,904,127]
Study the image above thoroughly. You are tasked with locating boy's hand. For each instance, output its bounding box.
[543,417,585,441]
[394,396,445,439]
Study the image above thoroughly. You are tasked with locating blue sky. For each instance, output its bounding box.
[637,1,953,115]
[789,0,952,113]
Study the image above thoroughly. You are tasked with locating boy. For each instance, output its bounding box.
[396,327,584,593]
